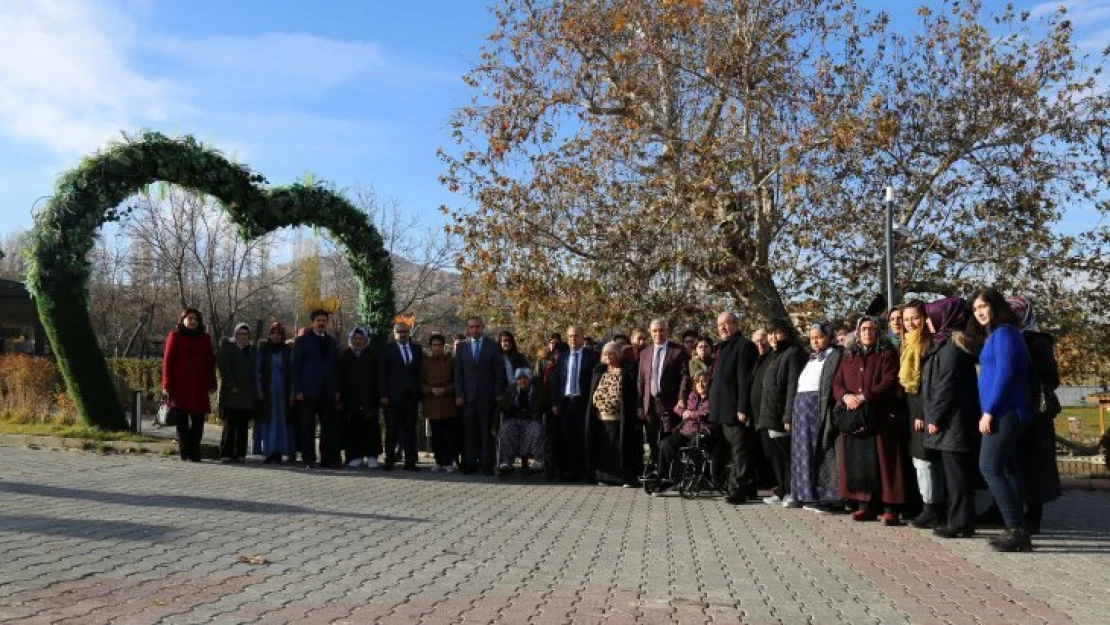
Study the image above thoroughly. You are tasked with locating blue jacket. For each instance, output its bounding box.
[978,324,1032,423]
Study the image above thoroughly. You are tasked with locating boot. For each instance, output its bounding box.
[908,503,943,529]
[991,528,1033,552]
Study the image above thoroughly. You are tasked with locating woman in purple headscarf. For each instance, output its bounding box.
[1006,296,1062,534]
[921,298,981,538]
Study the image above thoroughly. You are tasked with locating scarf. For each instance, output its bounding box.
[898,327,927,394]
[1006,296,1039,333]
[347,326,368,356]
[925,297,969,345]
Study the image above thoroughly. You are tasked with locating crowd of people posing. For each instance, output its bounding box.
[161,286,1060,554]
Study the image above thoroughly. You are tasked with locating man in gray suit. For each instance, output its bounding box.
[454,316,504,474]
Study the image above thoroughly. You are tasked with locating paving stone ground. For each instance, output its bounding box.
[0,447,1106,624]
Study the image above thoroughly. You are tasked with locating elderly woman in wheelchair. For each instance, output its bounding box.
[653,371,720,495]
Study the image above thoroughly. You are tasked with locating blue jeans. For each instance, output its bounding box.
[979,411,1026,529]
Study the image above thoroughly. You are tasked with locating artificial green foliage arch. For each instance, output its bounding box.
[26,132,395,430]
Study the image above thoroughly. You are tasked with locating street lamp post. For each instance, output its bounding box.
[884,186,895,311]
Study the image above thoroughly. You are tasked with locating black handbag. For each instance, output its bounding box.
[833,403,874,438]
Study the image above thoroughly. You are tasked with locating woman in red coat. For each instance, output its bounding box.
[833,316,907,524]
[162,308,217,461]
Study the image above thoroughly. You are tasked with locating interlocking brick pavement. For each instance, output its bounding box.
[0,446,1106,624]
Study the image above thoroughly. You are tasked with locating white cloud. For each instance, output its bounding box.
[0,0,178,155]
[141,33,388,91]
[1031,0,1110,23]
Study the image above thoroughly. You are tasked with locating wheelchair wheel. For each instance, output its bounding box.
[676,452,702,499]
[641,470,660,495]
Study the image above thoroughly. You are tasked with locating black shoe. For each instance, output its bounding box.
[991,528,1033,552]
[460,466,476,475]
[483,467,495,476]
[725,493,748,505]
[303,462,316,470]
[909,504,942,529]
[403,464,420,472]
[262,456,276,465]
[382,461,395,471]
[933,526,975,539]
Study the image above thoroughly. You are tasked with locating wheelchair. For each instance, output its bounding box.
[642,423,726,499]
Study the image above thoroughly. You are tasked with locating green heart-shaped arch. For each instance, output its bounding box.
[26,132,395,430]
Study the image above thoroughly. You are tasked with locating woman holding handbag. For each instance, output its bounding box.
[833,316,906,525]
[162,308,217,462]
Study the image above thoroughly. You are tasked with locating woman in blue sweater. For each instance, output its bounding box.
[968,288,1033,552]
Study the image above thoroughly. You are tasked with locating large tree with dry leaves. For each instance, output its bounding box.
[442,0,1108,364]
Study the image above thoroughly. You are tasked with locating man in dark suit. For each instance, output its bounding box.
[709,311,760,504]
[378,322,423,470]
[638,318,690,467]
[454,316,503,474]
[550,325,599,482]
[291,309,341,469]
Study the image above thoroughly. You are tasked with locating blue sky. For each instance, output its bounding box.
[0,0,1107,237]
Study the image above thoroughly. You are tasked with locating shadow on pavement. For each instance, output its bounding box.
[0,513,174,542]
[0,481,428,523]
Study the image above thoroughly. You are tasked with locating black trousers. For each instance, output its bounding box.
[297,395,338,466]
[941,450,976,529]
[385,395,419,466]
[176,413,205,460]
[343,409,382,461]
[721,423,758,498]
[430,418,461,466]
[559,396,589,480]
[462,399,496,470]
[760,430,792,496]
[219,408,251,460]
[658,432,690,481]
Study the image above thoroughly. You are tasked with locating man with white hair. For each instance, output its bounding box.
[710,311,760,505]
[637,317,690,467]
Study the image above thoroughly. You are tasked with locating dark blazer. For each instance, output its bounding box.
[291,332,340,398]
[707,332,759,425]
[339,348,378,413]
[551,348,600,405]
[922,334,981,453]
[454,336,503,404]
[636,341,691,423]
[378,340,423,401]
[757,340,808,431]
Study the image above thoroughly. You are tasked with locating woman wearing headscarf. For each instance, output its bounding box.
[1006,296,1062,535]
[759,319,808,506]
[921,298,981,538]
[789,322,843,510]
[833,316,906,524]
[495,368,548,471]
[340,327,381,469]
[901,300,943,528]
[585,342,642,487]
[217,323,257,463]
[162,308,217,462]
[968,288,1034,552]
[254,322,295,463]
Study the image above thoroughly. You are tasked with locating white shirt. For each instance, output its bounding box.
[797,348,833,393]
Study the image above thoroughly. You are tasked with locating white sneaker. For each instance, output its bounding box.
[498,463,512,471]
[531,461,543,470]
[762,495,783,505]
[444,465,458,474]
[782,495,801,508]
[365,457,379,469]
[347,458,364,469]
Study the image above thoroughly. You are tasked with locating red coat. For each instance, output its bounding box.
[162,329,217,415]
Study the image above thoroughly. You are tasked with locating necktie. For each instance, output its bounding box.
[401,343,410,365]
[471,338,479,361]
[652,346,664,396]
[568,351,579,396]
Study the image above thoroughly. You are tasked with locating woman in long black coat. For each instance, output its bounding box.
[585,342,643,486]
[922,298,981,538]
[1006,296,1062,534]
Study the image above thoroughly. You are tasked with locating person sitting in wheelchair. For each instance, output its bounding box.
[657,371,716,488]
[495,368,548,472]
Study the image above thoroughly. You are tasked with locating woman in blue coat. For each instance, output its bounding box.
[968,288,1033,552]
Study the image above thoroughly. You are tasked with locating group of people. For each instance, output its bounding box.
[161,287,1060,553]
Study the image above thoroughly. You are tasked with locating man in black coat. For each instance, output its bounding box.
[454,316,504,474]
[291,309,341,469]
[378,322,423,470]
[709,311,760,504]
[551,325,600,481]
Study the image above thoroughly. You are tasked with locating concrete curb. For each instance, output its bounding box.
[0,433,223,458]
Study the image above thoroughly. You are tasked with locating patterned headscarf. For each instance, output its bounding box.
[808,321,835,361]
[1006,296,1039,333]
[230,322,251,341]
[925,297,969,345]
[847,315,883,356]
[348,326,369,355]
